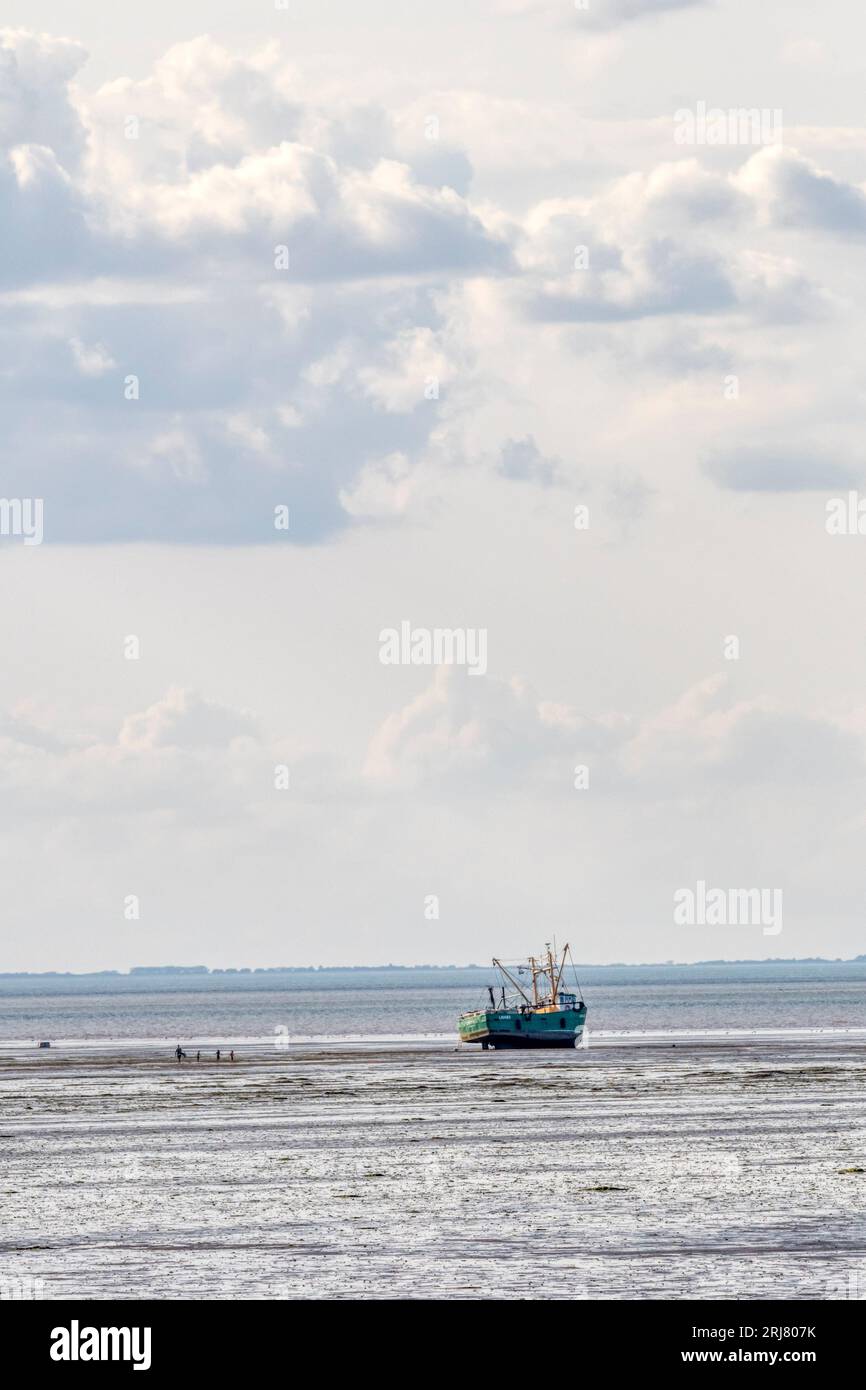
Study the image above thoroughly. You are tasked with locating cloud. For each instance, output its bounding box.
[0,687,268,828]
[0,32,515,544]
[82,36,510,282]
[0,28,89,169]
[338,451,415,519]
[496,435,561,485]
[2,669,864,961]
[0,32,511,288]
[357,325,457,412]
[0,279,452,543]
[527,237,737,321]
[364,666,618,790]
[704,443,863,492]
[0,143,98,287]
[501,0,708,33]
[737,146,866,236]
[0,29,859,551]
[515,160,821,324]
[106,147,509,281]
[363,668,866,800]
[617,674,863,790]
[118,688,259,750]
[69,335,116,376]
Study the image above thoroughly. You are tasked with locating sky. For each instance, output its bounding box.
[2,1,866,969]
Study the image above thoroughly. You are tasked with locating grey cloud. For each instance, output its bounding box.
[119,689,259,749]
[0,30,88,171]
[742,147,866,236]
[528,238,736,322]
[496,435,561,486]
[505,0,708,34]
[0,146,104,287]
[715,707,863,789]
[618,676,866,793]
[0,280,448,543]
[704,444,862,493]
[0,32,511,544]
[580,0,707,26]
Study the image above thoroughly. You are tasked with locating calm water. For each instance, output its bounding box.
[0,963,864,1043]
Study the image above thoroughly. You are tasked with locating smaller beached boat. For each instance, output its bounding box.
[458,942,587,1049]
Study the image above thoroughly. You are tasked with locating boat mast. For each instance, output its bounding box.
[492,958,532,1006]
[552,943,568,999]
[546,942,557,1003]
[491,946,576,1012]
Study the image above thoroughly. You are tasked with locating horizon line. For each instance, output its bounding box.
[1,955,865,978]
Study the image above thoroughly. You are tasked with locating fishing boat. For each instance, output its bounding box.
[458,942,587,1049]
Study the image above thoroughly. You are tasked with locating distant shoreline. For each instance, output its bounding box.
[1,957,864,979]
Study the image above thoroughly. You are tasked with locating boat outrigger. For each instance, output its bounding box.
[458,942,587,1049]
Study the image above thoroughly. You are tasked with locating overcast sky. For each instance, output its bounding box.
[2,1,866,969]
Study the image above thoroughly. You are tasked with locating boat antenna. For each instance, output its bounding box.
[567,943,585,1004]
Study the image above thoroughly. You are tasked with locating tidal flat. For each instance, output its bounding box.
[1,1038,865,1300]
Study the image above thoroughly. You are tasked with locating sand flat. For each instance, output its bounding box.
[1,1038,865,1300]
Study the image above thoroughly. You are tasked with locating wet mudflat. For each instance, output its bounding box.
[1,1038,864,1300]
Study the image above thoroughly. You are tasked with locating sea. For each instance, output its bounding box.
[1,961,864,1046]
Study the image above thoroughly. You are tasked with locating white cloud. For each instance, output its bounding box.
[69,335,116,376]
[118,688,259,750]
[364,666,615,789]
[358,326,457,413]
[736,145,866,235]
[364,668,866,804]
[516,157,828,323]
[339,451,415,519]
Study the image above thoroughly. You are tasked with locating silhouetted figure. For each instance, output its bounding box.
[230,1050,235,1062]
[216,1049,221,1061]
[175,1045,183,1063]
[196,1050,200,1062]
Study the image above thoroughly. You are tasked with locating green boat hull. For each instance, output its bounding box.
[458,1005,586,1049]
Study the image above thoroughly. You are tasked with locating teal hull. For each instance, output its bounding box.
[458,1005,586,1049]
